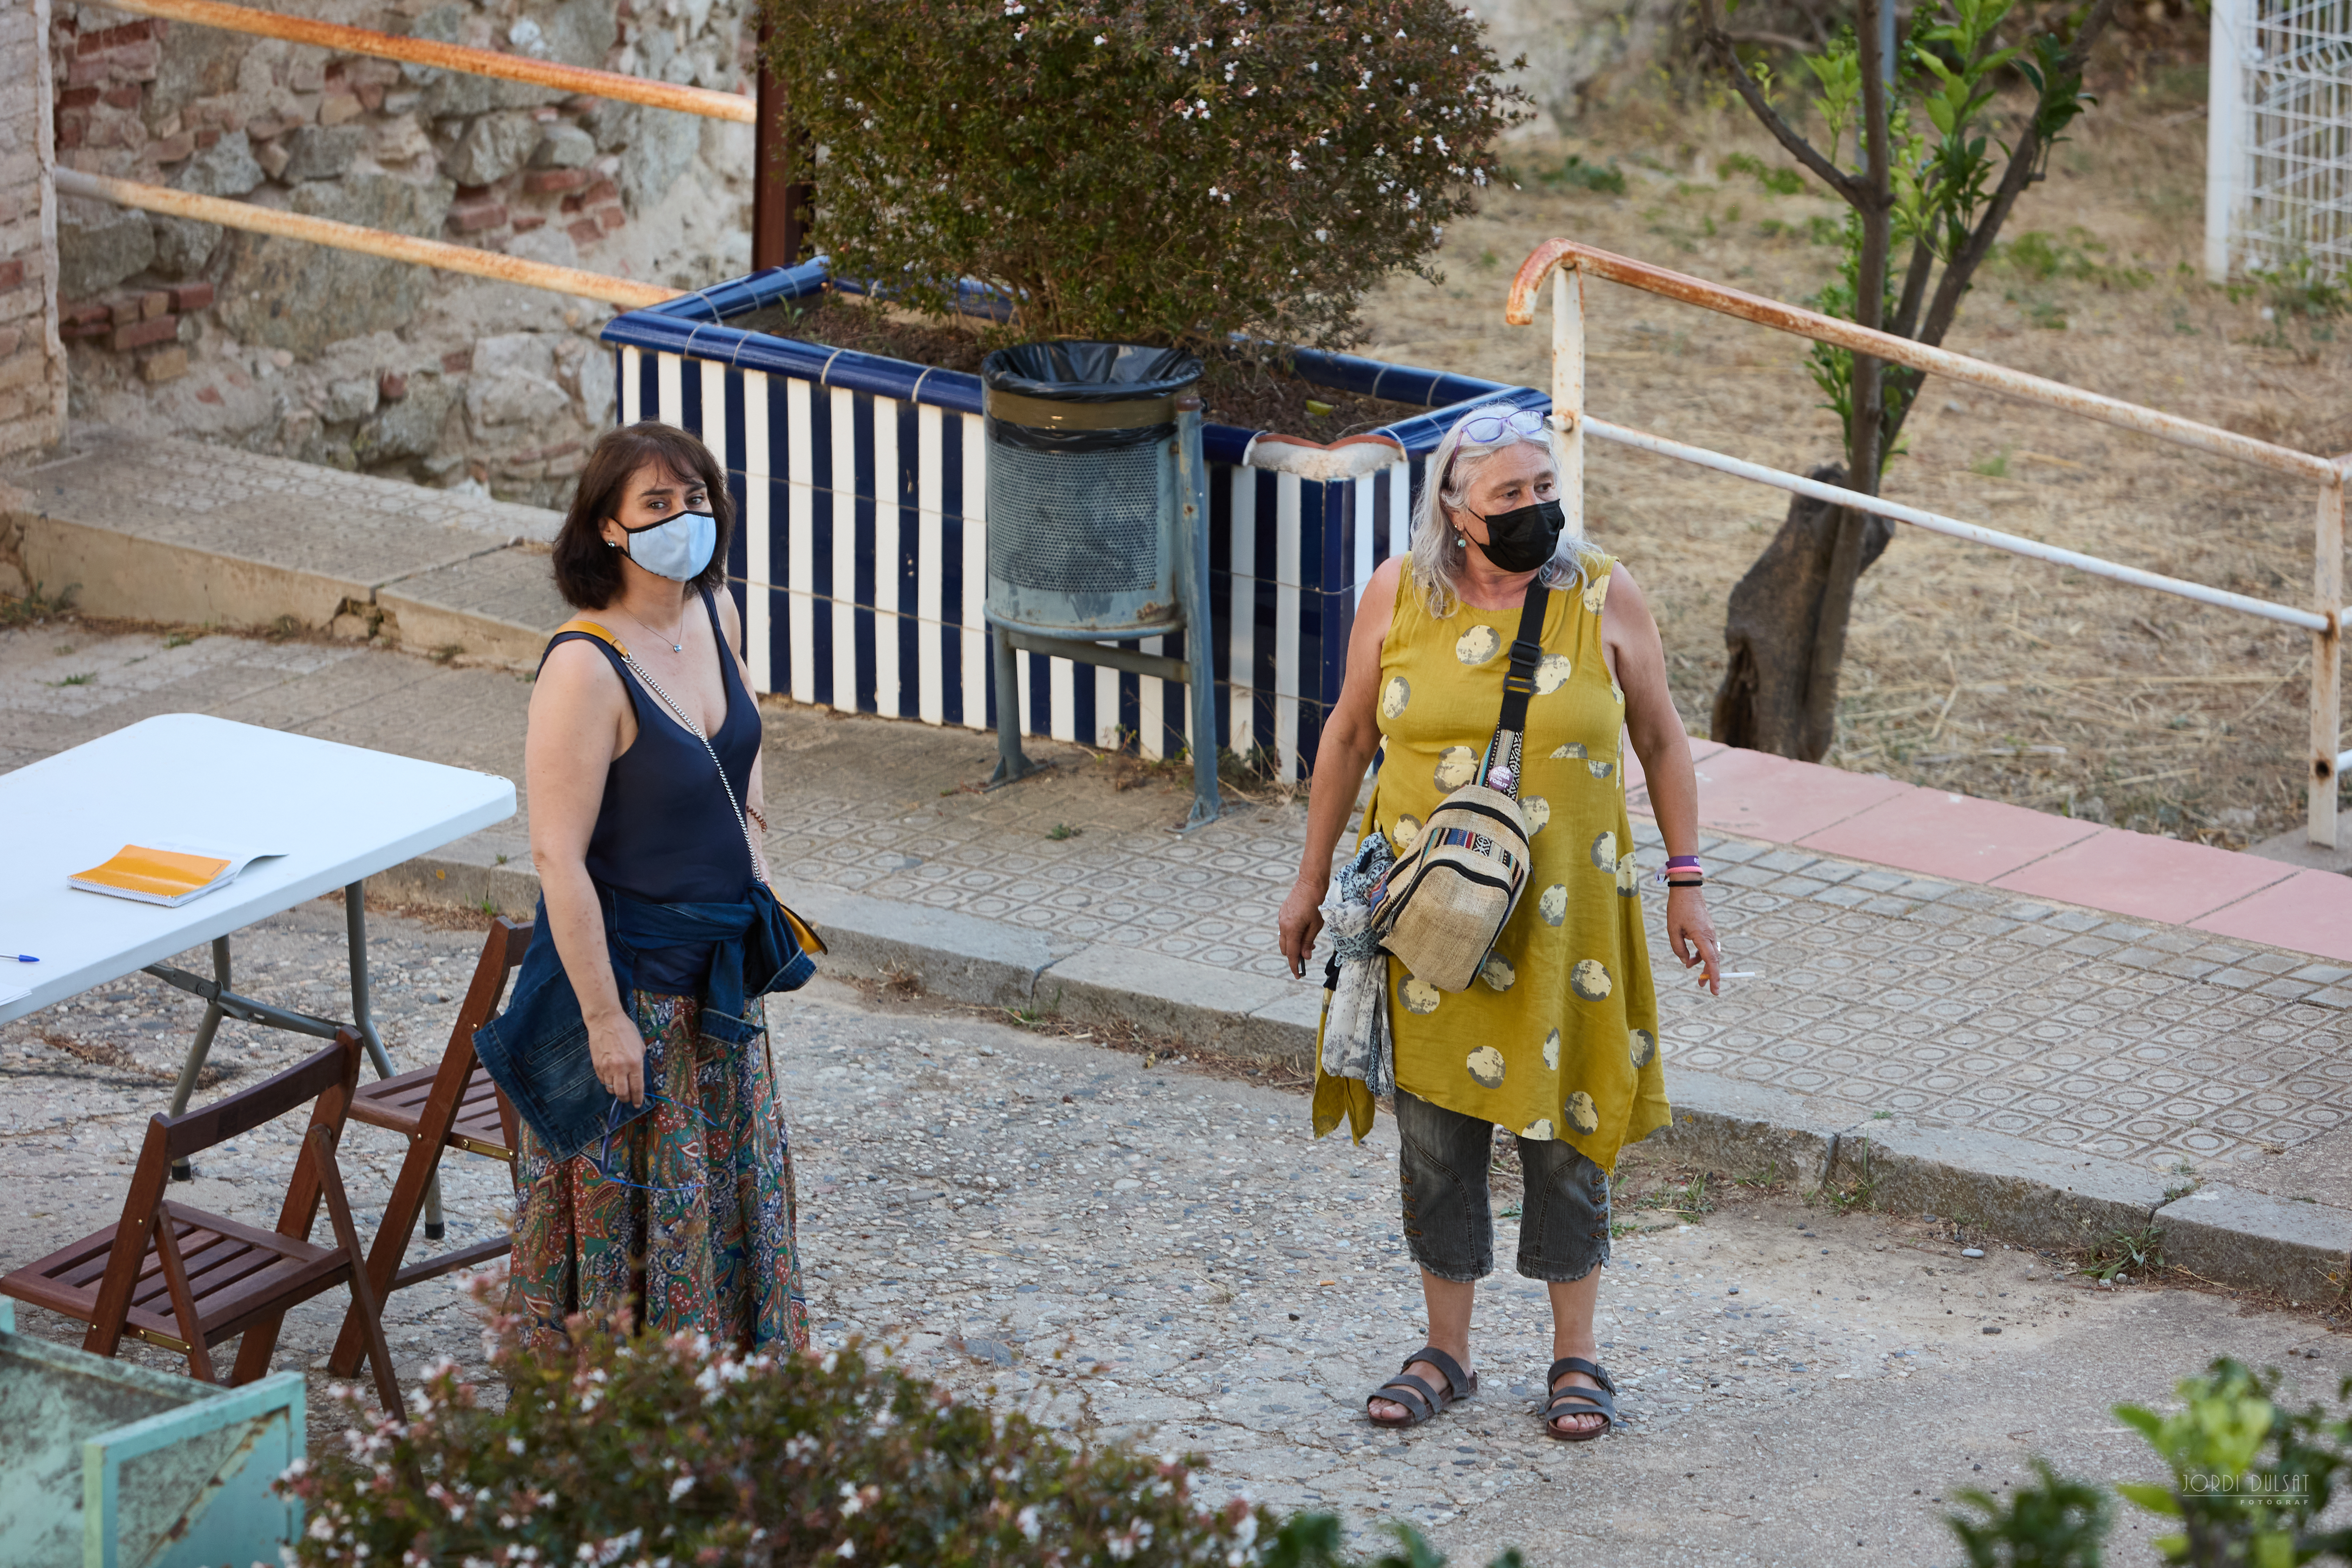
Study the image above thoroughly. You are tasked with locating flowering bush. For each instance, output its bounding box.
[758,0,1527,349]
[279,1312,1524,1568]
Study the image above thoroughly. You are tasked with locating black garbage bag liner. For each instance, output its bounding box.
[982,340,1203,403]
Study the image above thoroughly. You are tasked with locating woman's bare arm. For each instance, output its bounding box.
[1603,562,1724,993]
[1277,555,1402,978]
[526,639,646,1102]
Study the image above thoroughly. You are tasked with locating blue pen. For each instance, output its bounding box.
[2,954,36,963]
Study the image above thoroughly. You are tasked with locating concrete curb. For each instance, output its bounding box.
[385,852,2352,1302]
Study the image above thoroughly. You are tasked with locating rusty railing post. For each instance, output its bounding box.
[1551,264,1584,537]
[2312,474,2345,847]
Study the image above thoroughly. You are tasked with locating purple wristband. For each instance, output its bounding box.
[1665,855,1702,870]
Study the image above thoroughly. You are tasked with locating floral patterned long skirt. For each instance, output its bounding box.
[506,991,809,1353]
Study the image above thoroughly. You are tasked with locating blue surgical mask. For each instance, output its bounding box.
[616,509,716,581]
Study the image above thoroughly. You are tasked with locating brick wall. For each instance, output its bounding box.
[0,0,67,460]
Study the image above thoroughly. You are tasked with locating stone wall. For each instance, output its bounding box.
[1478,0,1685,134]
[48,0,755,507]
[1,0,68,461]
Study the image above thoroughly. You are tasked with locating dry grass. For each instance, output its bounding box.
[1355,69,2350,847]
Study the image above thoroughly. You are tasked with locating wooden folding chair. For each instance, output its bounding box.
[0,1028,402,1411]
[327,916,531,1378]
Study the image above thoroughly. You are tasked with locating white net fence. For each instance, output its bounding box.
[2210,0,2352,280]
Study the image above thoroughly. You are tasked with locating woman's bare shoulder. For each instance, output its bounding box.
[1353,555,1409,647]
[1602,559,1651,613]
[533,636,626,704]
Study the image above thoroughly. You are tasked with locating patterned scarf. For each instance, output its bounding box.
[1319,833,1395,1097]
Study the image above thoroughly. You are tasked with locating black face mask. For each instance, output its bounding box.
[1467,498,1565,573]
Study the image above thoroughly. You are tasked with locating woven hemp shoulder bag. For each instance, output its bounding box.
[1370,576,1548,993]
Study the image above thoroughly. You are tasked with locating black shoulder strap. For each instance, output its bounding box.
[1480,576,1550,796]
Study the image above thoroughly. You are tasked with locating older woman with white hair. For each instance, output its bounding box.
[1277,402,1721,1440]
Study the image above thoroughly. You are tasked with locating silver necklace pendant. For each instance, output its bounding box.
[635,612,684,654]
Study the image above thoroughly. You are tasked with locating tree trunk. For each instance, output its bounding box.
[1711,465,1894,761]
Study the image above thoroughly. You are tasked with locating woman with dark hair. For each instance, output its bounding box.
[488,419,810,1353]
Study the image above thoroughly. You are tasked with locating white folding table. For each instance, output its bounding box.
[0,714,516,1212]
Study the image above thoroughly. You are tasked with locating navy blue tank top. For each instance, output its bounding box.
[548,588,762,994]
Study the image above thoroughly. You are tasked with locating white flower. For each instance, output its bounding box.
[836,1544,856,1560]
[508,1437,527,1455]
[669,1475,695,1501]
[1017,1506,1043,1542]
[1095,33,1107,43]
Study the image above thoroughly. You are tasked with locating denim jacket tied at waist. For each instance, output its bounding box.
[472,881,817,1162]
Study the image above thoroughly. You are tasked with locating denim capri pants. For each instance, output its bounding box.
[1396,1087,1611,1284]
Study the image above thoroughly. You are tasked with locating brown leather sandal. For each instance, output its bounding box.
[1541,1355,1617,1441]
[1366,1345,1477,1428]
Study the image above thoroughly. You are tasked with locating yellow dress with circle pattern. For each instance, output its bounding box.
[1312,554,1669,1173]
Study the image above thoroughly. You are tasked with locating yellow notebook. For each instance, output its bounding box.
[69,843,280,907]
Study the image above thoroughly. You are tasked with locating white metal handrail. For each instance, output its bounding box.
[1510,240,2351,847]
[1586,414,2331,632]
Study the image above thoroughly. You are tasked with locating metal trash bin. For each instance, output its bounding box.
[980,341,1221,825]
[983,341,1201,636]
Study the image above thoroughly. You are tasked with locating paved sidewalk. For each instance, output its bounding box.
[3,619,2350,1294]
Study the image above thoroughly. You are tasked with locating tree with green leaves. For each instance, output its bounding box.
[1695,0,2119,761]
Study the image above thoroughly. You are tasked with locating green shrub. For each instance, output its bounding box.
[1937,1357,2352,1568]
[2115,1357,2352,1566]
[1945,1458,2113,1568]
[758,0,1526,350]
[1997,228,2152,290]
[1715,151,1804,196]
[279,1310,1526,1567]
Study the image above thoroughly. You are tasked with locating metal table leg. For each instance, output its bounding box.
[164,938,231,1182]
[346,881,444,1239]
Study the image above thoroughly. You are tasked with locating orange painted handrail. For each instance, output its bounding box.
[95,0,757,123]
[56,168,683,310]
[1508,237,2338,482]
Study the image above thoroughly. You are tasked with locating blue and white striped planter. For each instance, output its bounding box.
[602,261,1542,779]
